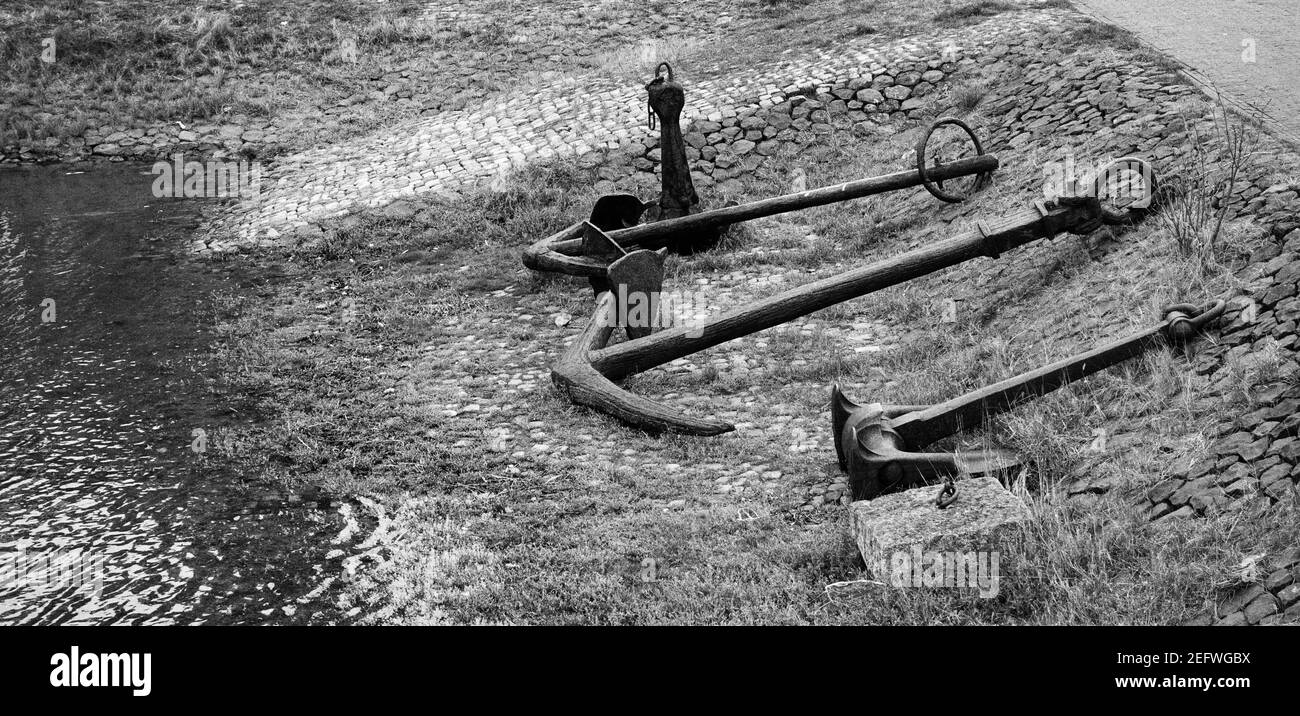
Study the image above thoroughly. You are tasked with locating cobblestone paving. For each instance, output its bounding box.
[1073,0,1300,146]
[195,8,1075,253]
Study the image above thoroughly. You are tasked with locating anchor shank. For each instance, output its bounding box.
[892,322,1169,449]
[591,199,1100,381]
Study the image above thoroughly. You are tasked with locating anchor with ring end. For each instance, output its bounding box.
[832,300,1227,503]
[522,69,1000,286]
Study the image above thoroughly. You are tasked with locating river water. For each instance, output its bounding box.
[0,165,366,625]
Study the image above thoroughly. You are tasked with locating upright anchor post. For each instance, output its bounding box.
[644,63,721,254]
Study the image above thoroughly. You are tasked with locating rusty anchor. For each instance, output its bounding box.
[521,66,997,285]
[831,299,1226,502]
[550,170,1154,436]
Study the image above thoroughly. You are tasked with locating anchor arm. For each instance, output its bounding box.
[521,194,648,277]
[831,389,1020,499]
[551,291,734,435]
[891,300,1226,448]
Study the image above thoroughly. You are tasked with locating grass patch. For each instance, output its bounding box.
[1066,17,1144,50]
[947,81,988,113]
[0,0,440,145]
[934,1,1018,27]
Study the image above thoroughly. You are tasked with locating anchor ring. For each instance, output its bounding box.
[935,477,958,509]
[1092,157,1158,225]
[647,63,676,130]
[1162,299,1226,343]
[916,117,991,203]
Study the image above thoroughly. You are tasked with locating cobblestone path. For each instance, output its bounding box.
[195,9,1058,253]
[1074,0,1300,145]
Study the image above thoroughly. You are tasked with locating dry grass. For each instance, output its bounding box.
[934,1,1019,27]
[947,81,989,113]
[0,0,537,149]
[1155,103,1261,271]
[592,37,712,82]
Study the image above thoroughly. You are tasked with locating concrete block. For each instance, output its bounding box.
[850,477,1030,577]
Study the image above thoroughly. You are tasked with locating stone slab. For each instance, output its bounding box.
[850,477,1031,577]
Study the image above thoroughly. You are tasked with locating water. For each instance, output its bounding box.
[0,165,367,624]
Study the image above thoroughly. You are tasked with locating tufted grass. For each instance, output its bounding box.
[934,1,1019,28]
[0,0,442,147]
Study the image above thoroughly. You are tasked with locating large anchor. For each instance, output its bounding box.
[551,163,1152,436]
[522,67,997,287]
[831,300,1226,501]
